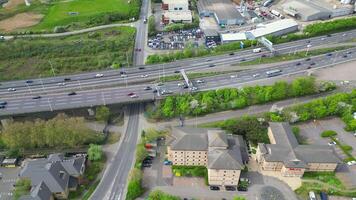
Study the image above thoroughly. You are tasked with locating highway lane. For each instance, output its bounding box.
[89,104,140,200]
[1,47,355,116]
[1,31,355,98]
[0,30,355,91]
[133,0,149,66]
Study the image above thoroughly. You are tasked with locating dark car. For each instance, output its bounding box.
[237,186,248,191]
[68,92,77,96]
[144,86,152,90]
[0,105,5,109]
[32,96,41,99]
[174,70,180,73]
[143,159,152,164]
[145,156,154,160]
[209,64,215,67]
[261,54,267,57]
[347,51,352,54]
[240,58,246,62]
[183,85,189,89]
[343,54,348,58]
[305,58,311,61]
[229,52,235,55]
[209,186,220,191]
[296,62,301,66]
[138,66,145,70]
[327,34,331,37]
[64,78,71,81]
[225,186,236,191]
[320,192,328,200]
[326,53,332,56]
[307,66,311,69]
[306,40,311,44]
[26,80,33,84]
[127,92,135,96]
[142,163,151,168]
[0,101,7,105]
[310,62,316,66]
[120,71,126,75]
[153,89,158,93]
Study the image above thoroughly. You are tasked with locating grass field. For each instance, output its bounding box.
[0,26,135,81]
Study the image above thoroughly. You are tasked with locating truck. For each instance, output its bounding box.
[253,48,262,53]
[270,9,281,17]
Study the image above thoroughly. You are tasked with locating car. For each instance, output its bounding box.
[145,156,154,160]
[240,178,250,184]
[26,80,33,84]
[252,73,260,78]
[142,163,151,168]
[343,54,348,58]
[328,141,336,146]
[177,82,184,87]
[196,79,205,84]
[306,40,311,44]
[140,74,148,78]
[163,160,172,165]
[127,92,135,96]
[342,33,347,36]
[327,34,331,37]
[326,53,332,56]
[68,92,77,96]
[95,73,104,78]
[157,82,164,86]
[130,94,138,98]
[237,186,248,191]
[0,101,7,105]
[120,71,127,75]
[144,86,152,90]
[261,54,267,57]
[296,62,301,66]
[309,191,317,200]
[174,70,180,73]
[321,37,326,41]
[206,59,212,62]
[153,89,158,93]
[320,192,328,200]
[225,186,236,191]
[32,96,41,99]
[310,62,315,66]
[139,66,145,70]
[8,88,16,92]
[305,58,311,61]
[208,64,215,67]
[0,105,5,109]
[347,51,352,54]
[307,44,312,48]
[190,86,198,91]
[120,74,128,78]
[161,90,173,95]
[64,78,71,81]
[230,75,237,78]
[143,159,152,164]
[58,82,66,86]
[183,85,189,89]
[143,18,147,23]
[210,186,220,191]
[240,58,246,62]
[307,66,311,69]
[229,52,235,55]
[347,161,356,166]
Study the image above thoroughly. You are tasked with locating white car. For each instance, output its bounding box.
[130,94,138,98]
[321,38,325,41]
[190,87,198,91]
[57,82,66,86]
[307,44,312,48]
[196,80,205,84]
[328,141,336,146]
[230,75,237,79]
[347,161,356,166]
[177,82,184,87]
[95,73,104,78]
[120,74,128,78]
[7,88,16,92]
[140,74,148,78]
[252,73,260,78]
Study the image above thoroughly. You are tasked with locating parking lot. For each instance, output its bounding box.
[297,118,356,158]
[0,167,20,200]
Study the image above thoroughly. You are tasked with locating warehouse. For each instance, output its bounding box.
[197,0,246,26]
[282,0,332,21]
[220,32,247,43]
[247,19,299,39]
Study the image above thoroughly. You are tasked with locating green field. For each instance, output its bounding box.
[0,26,135,81]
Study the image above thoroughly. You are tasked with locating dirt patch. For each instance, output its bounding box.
[3,0,25,10]
[315,60,356,81]
[0,12,43,31]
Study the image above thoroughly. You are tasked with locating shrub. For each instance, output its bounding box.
[321,130,337,138]
[88,144,103,161]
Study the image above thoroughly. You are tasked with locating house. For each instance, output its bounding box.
[19,181,54,200]
[161,0,192,24]
[167,127,248,186]
[19,153,86,199]
[256,122,341,177]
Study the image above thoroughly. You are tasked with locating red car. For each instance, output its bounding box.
[127,92,135,96]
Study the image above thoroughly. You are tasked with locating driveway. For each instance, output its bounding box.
[297,118,356,157]
[0,167,20,200]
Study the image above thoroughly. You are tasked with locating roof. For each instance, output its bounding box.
[208,130,228,148]
[204,29,219,37]
[170,127,209,151]
[163,11,192,21]
[247,19,298,38]
[294,145,341,164]
[197,0,244,21]
[282,0,331,18]
[48,153,64,162]
[269,122,299,148]
[61,156,85,177]
[208,149,244,170]
[162,0,188,4]
[220,32,247,42]
[19,181,52,200]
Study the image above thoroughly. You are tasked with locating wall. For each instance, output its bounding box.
[168,148,208,166]
[306,163,338,172]
[208,169,241,186]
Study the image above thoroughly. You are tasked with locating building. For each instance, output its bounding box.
[161,0,192,24]
[204,29,221,44]
[220,32,247,43]
[167,127,248,186]
[1,158,18,167]
[256,122,341,177]
[197,0,246,26]
[19,153,86,199]
[19,181,54,200]
[162,0,189,11]
[282,0,354,21]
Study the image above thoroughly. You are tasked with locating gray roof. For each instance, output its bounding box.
[208,149,243,170]
[208,130,228,148]
[170,127,210,151]
[19,181,52,200]
[260,122,341,167]
[197,0,245,21]
[48,153,64,162]
[20,161,69,193]
[61,156,85,177]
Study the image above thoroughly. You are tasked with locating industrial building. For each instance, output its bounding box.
[161,0,192,24]
[282,0,354,21]
[219,19,298,43]
[197,0,246,26]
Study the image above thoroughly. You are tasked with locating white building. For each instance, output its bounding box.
[162,0,189,11]
[161,0,192,24]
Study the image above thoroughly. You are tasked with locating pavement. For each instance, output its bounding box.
[0,167,20,200]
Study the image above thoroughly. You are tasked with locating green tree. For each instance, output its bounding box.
[321,130,337,138]
[13,179,31,200]
[88,144,103,161]
[95,106,111,122]
[148,190,180,200]
[126,169,144,200]
[233,196,247,200]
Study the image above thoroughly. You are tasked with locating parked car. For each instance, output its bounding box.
[320,191,328,200]
[347,160,356,166]
[26,80,33,84]
[163,160,172,165]
[64,78,71,81]
[68,92,77,96]
[0,101,7,105]
[32,96,41,99]
[328,141,336,146]
[139,66,145,70]
[225,186,236,191]
[144,86,152,90]
[142,163,151,168]
[209,186,220,191]
[196,79,205,84]
[208,64,215,67]
[0,105,5,109]
[309,191,317,200]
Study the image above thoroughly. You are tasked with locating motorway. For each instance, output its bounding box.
[90,104,140,200]
[0,30,355,93]
[1,47,355,116]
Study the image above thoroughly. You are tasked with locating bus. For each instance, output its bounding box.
[266,69,282,77]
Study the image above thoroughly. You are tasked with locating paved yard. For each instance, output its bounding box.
[0,167,21,200]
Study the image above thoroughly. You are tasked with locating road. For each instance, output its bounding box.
[133,0,149,66]
[0,30,355,92]
[90,104,140,200]
[0,47,355,116]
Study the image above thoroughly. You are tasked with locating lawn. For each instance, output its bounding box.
[302,172,345,189]
[32,0,136,30]
[0,26,135,81]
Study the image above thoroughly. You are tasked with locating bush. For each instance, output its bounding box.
[341,145,353,152]
[126,169,144,200]
[321,130,337,138]
[13,179,32,200]
[88,144,103,161]
[148,15,157,37]
[148,190,180,200]
[95,106,111,122]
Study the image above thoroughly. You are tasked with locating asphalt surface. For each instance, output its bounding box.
[133,0,149,66]
[0,47,355,116]
[90,104,140,200]
[0,30,355,92]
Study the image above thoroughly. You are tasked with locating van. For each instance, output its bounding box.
[253,48,262,53]
[309,191,316,200]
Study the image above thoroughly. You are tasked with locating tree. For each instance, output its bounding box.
[321,130,337,138]
[95,106,110,122]
[13,178,31,200]
[233,196,246,200]
[126,169,144,200]
[148,190,180,200]
[88,144,103,161]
